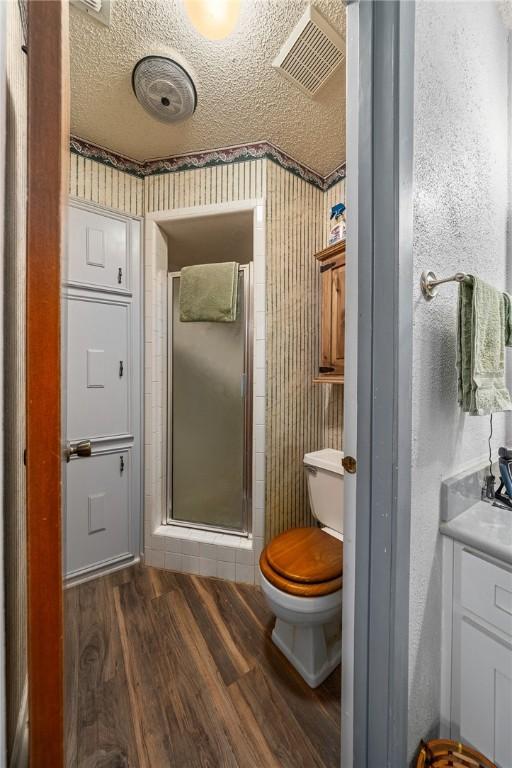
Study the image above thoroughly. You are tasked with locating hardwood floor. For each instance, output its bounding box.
[64,563,341,768]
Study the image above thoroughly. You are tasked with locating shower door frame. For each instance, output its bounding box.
[166,264,253,537]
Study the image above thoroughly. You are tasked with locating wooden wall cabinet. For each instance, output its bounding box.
[314,241,345,384]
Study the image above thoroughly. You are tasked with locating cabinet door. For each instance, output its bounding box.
[458,619,512,767]
[67,206,130,293]
[320,266,334,370]
[67,295,130,441]
[331,262,345,374]
[65,450,131,576]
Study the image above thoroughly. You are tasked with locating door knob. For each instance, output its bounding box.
[65,439,92,463]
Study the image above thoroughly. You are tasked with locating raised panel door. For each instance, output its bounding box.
[66,295,130,441]
[458,619,512,767]
[67,206,129,292]
[331,262,345,374]
[65,450,131,576]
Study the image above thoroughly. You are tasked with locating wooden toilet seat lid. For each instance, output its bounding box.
[259,545,343,597]
[266,527,343,584]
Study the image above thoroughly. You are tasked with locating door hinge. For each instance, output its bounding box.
[342,455,357,474]
[119,360,124,377]
[117,267,123,284]
[120,455,125,474]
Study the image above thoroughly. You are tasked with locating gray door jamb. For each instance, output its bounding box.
[350,2,415,765]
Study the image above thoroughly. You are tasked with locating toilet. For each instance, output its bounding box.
[259,448,344,688]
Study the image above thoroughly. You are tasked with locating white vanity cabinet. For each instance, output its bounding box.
[444,539,512,767]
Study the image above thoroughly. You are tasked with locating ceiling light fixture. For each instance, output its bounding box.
[183,0,240,40]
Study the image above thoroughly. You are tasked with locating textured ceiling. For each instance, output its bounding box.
[70,0,346,176]
[499,0,512,27]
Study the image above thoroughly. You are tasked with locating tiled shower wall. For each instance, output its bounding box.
[5,2,27,758]
[70,154,345,541]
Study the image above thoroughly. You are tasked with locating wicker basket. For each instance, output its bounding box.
[416,739,496,768]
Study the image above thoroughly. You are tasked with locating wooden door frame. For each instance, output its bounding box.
[26,1,68,765]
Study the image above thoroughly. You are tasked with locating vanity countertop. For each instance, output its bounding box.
[440,500,512,565]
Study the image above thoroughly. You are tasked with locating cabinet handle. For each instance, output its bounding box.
[118,267,123,284]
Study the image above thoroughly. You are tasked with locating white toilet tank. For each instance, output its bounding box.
[303,449,344,536]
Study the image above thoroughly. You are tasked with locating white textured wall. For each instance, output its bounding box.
[409,1,510,757]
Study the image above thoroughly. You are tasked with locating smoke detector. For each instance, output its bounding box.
[132,56,197,124]
[273,5,344,97]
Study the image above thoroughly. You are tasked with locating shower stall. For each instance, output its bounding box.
[167,265,253,535]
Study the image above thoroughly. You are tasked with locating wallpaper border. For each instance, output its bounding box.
[70,136,346,192]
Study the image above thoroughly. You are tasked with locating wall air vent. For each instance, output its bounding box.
[70,0,111,28]
[273,5,344,97]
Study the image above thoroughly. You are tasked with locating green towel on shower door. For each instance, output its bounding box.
[504,292,512,347]
[179,262,239,322]
[457,276,512,415]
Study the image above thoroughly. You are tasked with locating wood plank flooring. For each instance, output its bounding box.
[65,563,341,768]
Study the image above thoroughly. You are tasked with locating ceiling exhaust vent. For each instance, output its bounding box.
[132,56,197,124]
[70,0,111,27]
[273,5,344,97]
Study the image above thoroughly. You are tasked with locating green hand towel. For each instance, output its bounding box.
[179,262,239,323]
[457,276,512,415]
[504,292,512,347]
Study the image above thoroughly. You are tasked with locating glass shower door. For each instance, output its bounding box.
[168,268,251,533]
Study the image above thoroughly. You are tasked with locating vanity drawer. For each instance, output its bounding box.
[460,548,512,638]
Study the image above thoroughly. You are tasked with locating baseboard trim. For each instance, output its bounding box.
[9,679,28,768]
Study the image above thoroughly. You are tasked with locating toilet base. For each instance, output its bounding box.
[271,616,341,688]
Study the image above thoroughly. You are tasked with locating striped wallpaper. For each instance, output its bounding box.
[5,1,27,758]
[69,152,143,216]
[70,154,344,540]
[265,162,325,537]
[265,170,344,537]
[143,159,267,212]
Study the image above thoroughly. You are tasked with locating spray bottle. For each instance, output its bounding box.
[329,203,346,245]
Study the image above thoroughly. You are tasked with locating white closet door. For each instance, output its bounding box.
[66,295,130,441]
[65,201,141,580]
[67,206,130,293]
[65,450,131,575]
